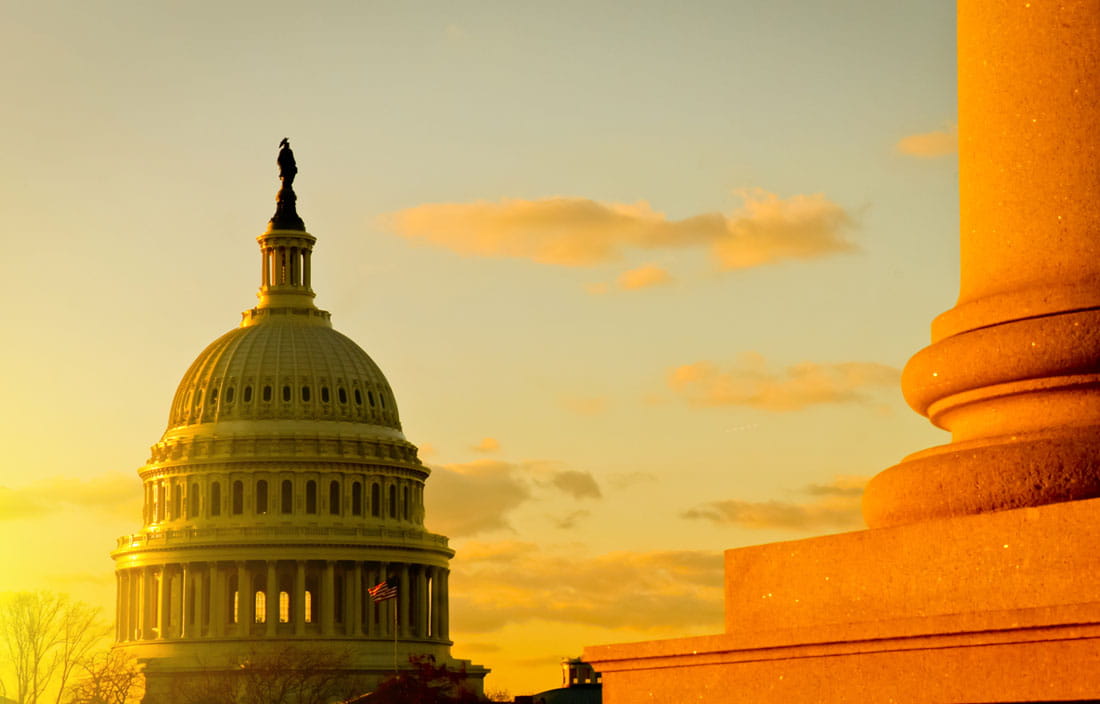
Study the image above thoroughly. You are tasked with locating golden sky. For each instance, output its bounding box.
[0,1,957,695]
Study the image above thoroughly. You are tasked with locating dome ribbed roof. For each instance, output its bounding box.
[167,314,401,430]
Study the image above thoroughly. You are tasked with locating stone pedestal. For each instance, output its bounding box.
[586,498,1100,703]
[585,3,1100,701]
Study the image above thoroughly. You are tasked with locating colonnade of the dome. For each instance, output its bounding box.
[138,469,426,527]
[115,560,449,644]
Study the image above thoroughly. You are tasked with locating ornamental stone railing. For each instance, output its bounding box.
[115,524,449,550]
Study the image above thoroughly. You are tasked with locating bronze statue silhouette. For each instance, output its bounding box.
[277,137,298,187]
[269,138,305,231]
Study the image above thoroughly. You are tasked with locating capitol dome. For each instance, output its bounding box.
[167,314,402,431]
[111,141,486,702]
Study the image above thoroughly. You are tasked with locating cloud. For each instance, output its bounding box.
[542,470,601,500]
[382,189,855,270]
[450,541,723,632]
[425,460,601,537]
[0,473,139,522]
[682,476,868,531]
[668,352,899,411]
[896,125,957,157]
[561,396,607,416]
[587,264,675,295]
[472,437,500,453]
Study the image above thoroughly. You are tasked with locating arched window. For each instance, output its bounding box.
[402,486,409,520]
[306,481,317,514]
[368,391,375,407]
[301,386,311,402]
[388,485,397,518]
[371,483,381,517]
[380,393,386,408]
[279,591,290,623]
[354,389,362,406]
[282,385,291,402]
[211,482,221,516]
[352,482,363,516]
[281,480,293,514]
[262,385,272,402]
[232,481,244,515]
[329,481,340,515]
[225,386,235,404]
[188,483,199,518]
[321,386,330,403]
[172,484,182,520]
[255,591,266,623]
[243,385,253,403]
[338,387,347,404]
[256,480,268,515]
[156,484,166,522]
[304,591,313,623]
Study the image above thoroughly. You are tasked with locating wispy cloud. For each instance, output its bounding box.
[425,460,601,537]
[681,476,868,531]
[896,125,957,158]
[668,352,899,411]
[472,437,501,454]
[450,542,723,632]
[0,473,139,522]
[587,263,674,295]
[382,189,855,270]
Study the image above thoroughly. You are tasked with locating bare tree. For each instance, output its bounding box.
[52,602,109,704]
[0,592,107,704]
[167,646,365,704]
[65,650,144,704]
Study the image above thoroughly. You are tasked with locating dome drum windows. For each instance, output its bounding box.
[352,482,363,516]
[301,386,311,402]
[320,386,330,403]
[243,386,253,403]
[211,482,222,516]
[328,481,341,515]
[371,483,381,517]
[262,385,272,403]
[282,385,291,403]
[281,480,293,514]
[305,481,317,514]
[232,480,244,515]
[256,480,269,515]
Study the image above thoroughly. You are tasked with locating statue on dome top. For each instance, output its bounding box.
[277,137,297,187]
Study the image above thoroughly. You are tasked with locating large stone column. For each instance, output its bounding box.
[266,562,278,635]
[864,1,1100,528]
[321,561,335,635]
[294,561,306,635]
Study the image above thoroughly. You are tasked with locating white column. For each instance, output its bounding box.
[266,561,278,636]
[179,564,190,638]
[321,561,335,635]
[399,564,410,638]
[157,567,170,639]
[294,561,306,635]
[237,562,251,635]
[195,566,206,638]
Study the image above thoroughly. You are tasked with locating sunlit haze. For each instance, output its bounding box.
[0,1,956,695]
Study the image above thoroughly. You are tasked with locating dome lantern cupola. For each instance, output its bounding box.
[247,138,326,324]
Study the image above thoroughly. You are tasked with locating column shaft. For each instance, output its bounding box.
[294,561,306,635]
[321,561,335,635]
[266,561,278,635]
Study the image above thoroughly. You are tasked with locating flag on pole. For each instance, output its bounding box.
[369,579,398,602]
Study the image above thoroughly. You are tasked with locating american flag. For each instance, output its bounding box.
[368,579,398,602]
